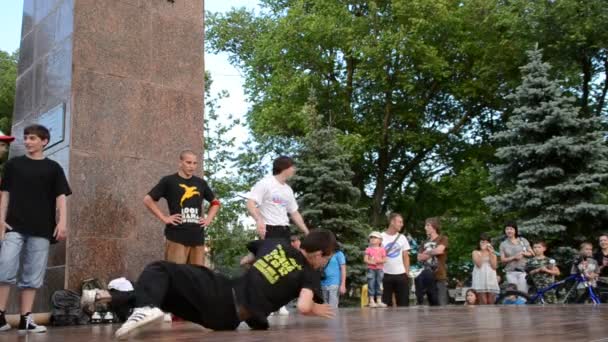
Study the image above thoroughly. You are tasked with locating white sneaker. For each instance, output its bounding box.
[102,311,114,323]
[163,313,172,322]
[18,314,46,334]
[91,311,102,324]
[0,323,10,332]
[278,306,289,315]
[376,301,387,308]
[115,307,164,340]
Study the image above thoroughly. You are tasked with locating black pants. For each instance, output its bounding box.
[110,261,241,330]
[382,273,409,306]
[415,268,439,306]
[265,225,291,244]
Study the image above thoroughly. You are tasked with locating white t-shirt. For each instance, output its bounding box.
[381,232,410,275]
[247,175,298,226]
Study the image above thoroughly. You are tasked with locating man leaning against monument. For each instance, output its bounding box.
[143,150,220,266]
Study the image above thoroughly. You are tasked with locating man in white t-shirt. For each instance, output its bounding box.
[247,156,309,242]
[246,156,309,316]
[381,213,411,307]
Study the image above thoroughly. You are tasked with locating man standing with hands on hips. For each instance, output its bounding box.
[144,150,220,267]
[247,156,309,315]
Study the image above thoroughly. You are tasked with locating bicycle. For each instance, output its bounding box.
[497,267,601,304]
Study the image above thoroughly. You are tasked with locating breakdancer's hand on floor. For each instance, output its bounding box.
[297,289,335,319]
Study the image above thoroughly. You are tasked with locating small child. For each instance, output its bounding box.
[571,242,599,297]
[465,289,479,306]
[502,283,527,305]
[364,231,387,308]
[526,241,560,303]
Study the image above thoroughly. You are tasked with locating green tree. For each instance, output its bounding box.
[484,48,608,242]
[206,0,517,227]
[203,71,255,276]
[0,50,17,135]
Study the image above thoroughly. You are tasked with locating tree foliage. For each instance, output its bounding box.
[205,0,608,279]
[290,102,371,287]
[0,50,17,135]
[203,71,256,276]
[207,0,607,232]
[485,48,608,242]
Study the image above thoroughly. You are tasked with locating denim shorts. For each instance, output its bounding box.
[0,231,50,289]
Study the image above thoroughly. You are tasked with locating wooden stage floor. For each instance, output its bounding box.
[1,305,607,342]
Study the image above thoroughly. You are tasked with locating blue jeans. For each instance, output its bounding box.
[0,231,50,288]
[322,285,340,308]
[367,269,383,297]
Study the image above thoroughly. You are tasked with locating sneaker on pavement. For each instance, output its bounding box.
[115,306,164,340]
[18,313,46,334]
[278,306,289,315]
[102,311,115,323]
[0,311,10,332]
[91,311,102,324]
[376,301,387,308]
[163,313,172,322]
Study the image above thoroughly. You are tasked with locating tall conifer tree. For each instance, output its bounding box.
[485,48,608,240]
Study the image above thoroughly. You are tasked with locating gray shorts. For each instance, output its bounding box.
[0,231,50,289]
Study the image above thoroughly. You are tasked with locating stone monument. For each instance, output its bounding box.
[8,0,204,313]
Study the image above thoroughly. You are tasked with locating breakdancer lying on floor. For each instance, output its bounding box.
[81,229,336,339]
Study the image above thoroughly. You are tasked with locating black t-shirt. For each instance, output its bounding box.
[0,156,72,241]
[148,173,215,246]
[594,251,608,277]
[234,240,323,321]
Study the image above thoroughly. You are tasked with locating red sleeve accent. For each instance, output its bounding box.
[210,199,221,207]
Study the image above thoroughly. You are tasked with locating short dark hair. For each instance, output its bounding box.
[290,234,301,242]
[504,221,519,237]
[533,241,547,248]
[300,229,337,256]
[272,156,294,175]
[23,124,50,145]
[476,232,492,251]
[580,241,593,250]
[425,217,441,234]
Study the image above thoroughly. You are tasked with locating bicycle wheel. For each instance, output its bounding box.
[554,278,580,304]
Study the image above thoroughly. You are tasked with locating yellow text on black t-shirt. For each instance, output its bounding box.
[253,245,303,284]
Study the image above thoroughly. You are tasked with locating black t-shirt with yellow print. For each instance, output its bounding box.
[148,173,215,246]
[234,240,323,322]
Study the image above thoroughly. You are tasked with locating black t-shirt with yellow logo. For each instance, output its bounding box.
[234,240,323,322]
[148,173,215,246]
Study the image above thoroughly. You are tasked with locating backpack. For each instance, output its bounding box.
[50,290,89,326]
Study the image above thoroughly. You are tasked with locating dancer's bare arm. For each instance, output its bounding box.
[290,211,309,235]
[297,289,334,318]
